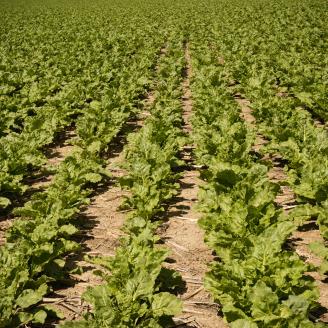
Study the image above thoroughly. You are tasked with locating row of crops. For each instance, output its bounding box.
[0,0,327,327]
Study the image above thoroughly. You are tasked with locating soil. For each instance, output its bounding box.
[47,150,129,322]
[42,107,152,323]
[161,169,227,328]
[7,45,325,327]
[46,128,76,165]
[158,43,227,328]
[0,220,11,246]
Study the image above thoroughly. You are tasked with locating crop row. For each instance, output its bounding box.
[205,3,328,277]
[0,2,163,211]
[61,31,186,328]
[189,38,324,327]
[1,1,326,327]
[206,0,328,122]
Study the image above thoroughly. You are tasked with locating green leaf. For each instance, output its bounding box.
[84,173,102,183]
[0,197,11,208]
[16,284,49,309]
[32,309,47,323]
[41,305,65,319]
[87,141,101,153]
[231,319,258,328]
[250,281,279,321]
[18,311,33,325]
[59,224,78,236]
[151,292,182,317]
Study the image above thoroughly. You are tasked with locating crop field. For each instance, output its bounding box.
[0,0,327,327]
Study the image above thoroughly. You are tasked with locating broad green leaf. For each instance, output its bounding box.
[151,292,182,316]
[16,284,49,309]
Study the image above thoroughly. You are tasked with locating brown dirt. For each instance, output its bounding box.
[42,116,148,322]
[32,130,76,190]
[161,170,226,328]
[47,129,76,166]
[236,95,296,209]
[291,225,328,322]
[0,220,11,246]
[131,45,167,126]
[43,111,153,323]
[267,159,296,209]
[159,43,227,328]
[47,151,129,322]
[236,94,328,323]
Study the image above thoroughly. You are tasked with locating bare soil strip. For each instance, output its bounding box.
[46,128,76,166]
[48,140,130,322]
[236,95,299,210]
[1,43,167,250]
[46,116,151,323]
[33,128,76,190]
[0,220,11,247]
[160,43,227,328]
[235,95,328,323]
[235,96,267,152]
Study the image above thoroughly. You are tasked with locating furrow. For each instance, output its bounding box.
[160,42,227,328]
